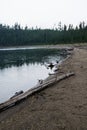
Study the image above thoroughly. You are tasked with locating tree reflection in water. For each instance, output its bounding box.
[0,48,67,69]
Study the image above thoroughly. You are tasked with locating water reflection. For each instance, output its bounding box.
[0,49,67,69]
[0,48,67,103]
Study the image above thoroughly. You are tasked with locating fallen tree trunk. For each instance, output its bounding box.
[0,72,75,112]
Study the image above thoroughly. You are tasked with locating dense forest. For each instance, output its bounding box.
[0,21,87,47]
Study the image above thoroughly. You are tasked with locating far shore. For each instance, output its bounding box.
[0,43,87,50]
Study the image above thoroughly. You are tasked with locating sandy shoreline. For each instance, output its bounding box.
[0,45,87,130]
[0,44,74,52]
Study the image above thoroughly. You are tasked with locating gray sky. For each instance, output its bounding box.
[0,0,87,28]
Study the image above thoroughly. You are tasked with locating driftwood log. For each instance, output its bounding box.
[0,72,75,112]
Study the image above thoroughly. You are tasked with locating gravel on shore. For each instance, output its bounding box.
[0,45,87,130]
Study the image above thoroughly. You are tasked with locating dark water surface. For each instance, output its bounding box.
[0,48,67,103]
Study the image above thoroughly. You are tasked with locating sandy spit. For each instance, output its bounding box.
[0,45,87,130]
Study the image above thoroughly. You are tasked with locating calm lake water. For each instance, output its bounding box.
[0,47,67,103]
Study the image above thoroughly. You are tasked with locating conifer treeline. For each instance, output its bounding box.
[0,21,87,47]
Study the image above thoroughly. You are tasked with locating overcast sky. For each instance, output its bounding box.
[0,0,87,28]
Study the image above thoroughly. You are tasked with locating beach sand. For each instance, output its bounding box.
[0,46,87,130]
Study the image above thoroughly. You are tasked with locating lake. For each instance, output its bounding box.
[0,47,67,103]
